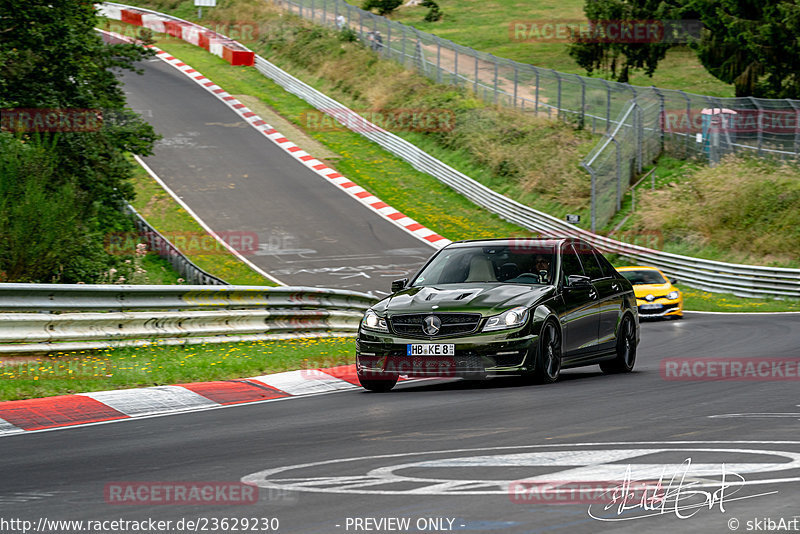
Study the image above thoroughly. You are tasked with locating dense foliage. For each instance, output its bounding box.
[0,0,158,282]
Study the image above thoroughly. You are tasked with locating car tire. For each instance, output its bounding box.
[600,315,636,374]
[358,373,398,392]
[526,320,562,384]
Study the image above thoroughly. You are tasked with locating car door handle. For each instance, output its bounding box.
[611,283,620,291]
[589,288,598,299]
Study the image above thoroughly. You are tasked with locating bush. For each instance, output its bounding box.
[361,0,403,16]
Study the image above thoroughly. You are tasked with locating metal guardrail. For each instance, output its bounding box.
[100,4,800,300]
[124,203,228,286]
[0,283,376,353]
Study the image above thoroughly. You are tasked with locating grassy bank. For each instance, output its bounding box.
[0,337,354,401]
[130,160,276,285]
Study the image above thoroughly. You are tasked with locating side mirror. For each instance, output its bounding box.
[671,278,679,285]
[566,275,591,289]
[391,278,408,293]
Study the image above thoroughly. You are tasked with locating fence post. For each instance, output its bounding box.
[552,69,561,120]
[310,0,315,22]
[401,24,406,66]
[678,89,691,158]
[612,137,622,211]
[582,162,597,233]
[385,21,391,59]
[473,50,479,94]
[358,8,363,36]
[323,0,327,26]
[334,0,338,28]
[534,67,540,114]
[513,64,518,108]
[750,97,763,156]
[436,36,442,84]
[601,78,611,132]
[346,3,350,29]
[652,86,665,154]
[492,55,499,105]
[788,99,800,158]
[454,46,459,86]
[578,75,586,129]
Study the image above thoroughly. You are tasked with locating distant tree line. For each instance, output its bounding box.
[569,0,800,98]
[0,0,157,282]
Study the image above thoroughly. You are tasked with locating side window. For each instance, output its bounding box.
[580,248,605,281]
[560,244,585,284]
[593,250,617,278]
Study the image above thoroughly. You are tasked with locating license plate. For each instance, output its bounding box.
[640,303,661,310]
[407,344,455,356]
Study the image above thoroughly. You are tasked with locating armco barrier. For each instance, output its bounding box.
[96,4,800,299]
[0,284,376,353]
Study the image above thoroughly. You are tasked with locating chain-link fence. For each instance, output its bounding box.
[272,0,800,230]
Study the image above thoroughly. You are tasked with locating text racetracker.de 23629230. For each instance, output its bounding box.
[338,517,462,531]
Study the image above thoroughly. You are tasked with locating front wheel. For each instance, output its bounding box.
[600,315,636,374]
[358,373,398,392]
[524,321,562,384]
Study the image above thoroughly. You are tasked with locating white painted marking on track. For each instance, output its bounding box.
[242,442,800,495]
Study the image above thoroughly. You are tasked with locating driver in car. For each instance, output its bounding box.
[535,255,551,284]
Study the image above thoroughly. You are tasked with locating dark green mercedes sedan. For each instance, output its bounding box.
[356,238,640,391]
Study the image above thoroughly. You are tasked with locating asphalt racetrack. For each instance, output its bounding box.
[2,314,799,533]
[119,57,433,295]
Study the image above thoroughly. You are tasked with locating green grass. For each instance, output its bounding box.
[0,337,355,401]
[130,161,276,285]
[678,286,800,313]
[371,0,734,96]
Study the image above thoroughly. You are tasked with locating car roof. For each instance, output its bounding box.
[446,238,567,248]
[616,265,663,271]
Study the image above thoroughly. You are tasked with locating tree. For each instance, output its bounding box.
[361,0,403,16]
[0,0,159,281]
[685,0,800,98]
[568,0,681,83]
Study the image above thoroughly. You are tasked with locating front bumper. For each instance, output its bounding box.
[356,330,538,378]
[636,298,683,317]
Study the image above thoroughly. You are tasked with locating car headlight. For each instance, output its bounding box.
[667,291,679,300]
[483,306,529,332]
[361,309,388,332]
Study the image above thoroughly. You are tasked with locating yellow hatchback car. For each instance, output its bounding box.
[616,266,683,319]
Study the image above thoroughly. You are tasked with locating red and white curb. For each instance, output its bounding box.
[0,365,405,436]
[99,29,450,250]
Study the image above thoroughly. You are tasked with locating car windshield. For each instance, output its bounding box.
[412,244,556,286]
[620,269,667,285]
